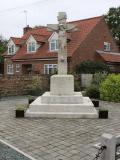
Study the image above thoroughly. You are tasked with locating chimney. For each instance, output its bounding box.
[23,25,32,35]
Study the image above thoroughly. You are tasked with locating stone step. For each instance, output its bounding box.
[25,111,98,118]
[41,92,83,104]
[25,96,98,118]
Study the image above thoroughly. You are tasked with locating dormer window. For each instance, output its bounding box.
[28,42,36,52]
[48,32,59,52]
[49,39,58,51]
[26,35,37,53]
[8,45,15,55]
[104,42,111,51]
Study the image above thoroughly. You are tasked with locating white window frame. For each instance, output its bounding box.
[49,39,58,52]
[27,42,36,53]
[8,44,15,55]
[104,42,111,51]
[7,64,14,74]
[16,64,21,72]
[44,64,57,74]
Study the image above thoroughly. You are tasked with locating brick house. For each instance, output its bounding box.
[3,16,120,76]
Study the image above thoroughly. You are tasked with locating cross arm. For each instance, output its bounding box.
[66,24,77,32]
[47,24,58,32]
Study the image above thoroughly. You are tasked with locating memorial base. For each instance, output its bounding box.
[25,75,98,118]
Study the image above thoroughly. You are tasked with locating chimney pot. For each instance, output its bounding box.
[23,25,32,35]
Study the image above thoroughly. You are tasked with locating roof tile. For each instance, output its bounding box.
[11,16,103,61]
[97,50,120,62]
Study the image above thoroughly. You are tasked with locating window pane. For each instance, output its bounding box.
[7,64,14,74]
[9,47,11,54]
[49,68,53,74]
[16,64,20,72]
[8,45,14,54]
[28,43,31,52]
[104,42,110,51]
[51,42,55,51]
[44,64,57,75]
[28,42,36,52]
[50,39,58,51]
[11,45,14,53]
[32,43,35,51]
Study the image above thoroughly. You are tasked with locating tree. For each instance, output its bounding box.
[74,60,109,74]
[105,6,120,48]
[0,36,7,63]
[0,36,7,54]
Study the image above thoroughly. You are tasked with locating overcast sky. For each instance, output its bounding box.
[0,0,120,39]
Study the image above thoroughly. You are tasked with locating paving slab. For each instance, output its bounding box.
[0,96,120,160]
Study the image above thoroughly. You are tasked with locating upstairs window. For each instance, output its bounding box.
[28,42,36,52]
[104,42,111,51]
[8,45,15,55]
[49,40,58,51]
[7,64,14,74]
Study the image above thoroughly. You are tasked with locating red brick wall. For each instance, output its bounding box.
[4,59,58,76]
[70,18,119,71]
[18,59,57,75]
[0,75,50,96]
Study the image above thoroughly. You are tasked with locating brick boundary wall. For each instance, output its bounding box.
[0,75,50,97]
[0,74,92,97]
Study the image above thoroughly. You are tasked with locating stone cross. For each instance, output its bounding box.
[47,12,77,74]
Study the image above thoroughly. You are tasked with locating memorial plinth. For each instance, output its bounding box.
[51,75,74,95]
[25,74,98,118]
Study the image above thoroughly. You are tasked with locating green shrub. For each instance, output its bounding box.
[28,87,42,96]
[26,76,44,96]
[86,84,100,99]
[75,60,109,74]
[0,55,4,63]
[100,74,120,102]
[16,104,28,111]
[85,72,107,99]
[92,72,108,85]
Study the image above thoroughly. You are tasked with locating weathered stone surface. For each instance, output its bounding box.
[47,12,76,75]
[41,92,83,104]
[26,96,98,118]
[50,75,74,95]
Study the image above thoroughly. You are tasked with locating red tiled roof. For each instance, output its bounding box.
[11,37,24,45]
[96,50,120,63]
[31,34,47,43]
[11,16,103,61]
[22,27,51,40]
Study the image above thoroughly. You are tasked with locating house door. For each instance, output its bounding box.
[22,64,32,74]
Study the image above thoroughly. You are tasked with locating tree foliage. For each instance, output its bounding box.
[0,36,7,55]
[75,60,109,74]
[0,36,7,63]
[100,74,120,102]
[105,6,120,48]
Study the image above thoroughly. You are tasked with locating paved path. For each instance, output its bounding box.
[0,96,120,160]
